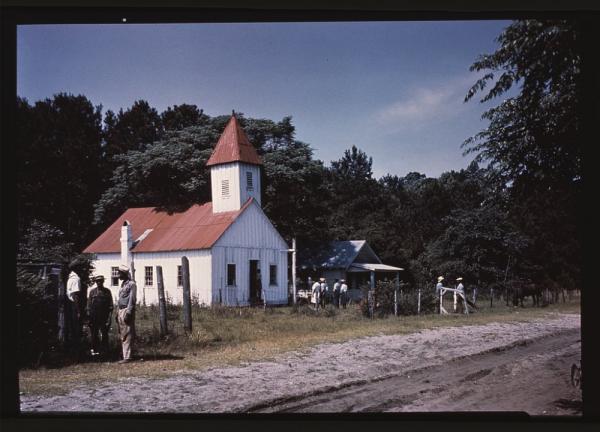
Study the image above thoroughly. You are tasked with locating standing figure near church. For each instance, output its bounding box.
[116,264,136,363]
[87,275,113,357]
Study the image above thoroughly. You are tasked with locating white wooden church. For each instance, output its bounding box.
[83,114,289,306]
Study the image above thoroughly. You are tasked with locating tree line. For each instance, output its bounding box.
[17,20,582,295]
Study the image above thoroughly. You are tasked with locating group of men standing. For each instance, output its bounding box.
[435,275,476,313]
[65,260,137,363]
[310,277,349,309]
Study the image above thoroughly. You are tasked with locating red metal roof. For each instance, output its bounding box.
[83,199,253,254]
[206,114,262,167]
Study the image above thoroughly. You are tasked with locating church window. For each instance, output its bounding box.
[227,264,236,286]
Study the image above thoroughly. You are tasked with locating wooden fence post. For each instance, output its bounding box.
[57,266,67,347]
[394,289,398,316]
[490,287,494,308]
[417,289,421,315]
[156,266,168,337]
[181,256,192,333]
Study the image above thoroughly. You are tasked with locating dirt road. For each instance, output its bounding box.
[20,313,581,415]
[251,328,581,414]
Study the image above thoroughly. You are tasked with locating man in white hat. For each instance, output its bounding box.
[319,277,328,309]
[435,276,445,297]
[456,277,465,294]
[311,277,321,310]
[116,264,137,363]
[340,279,348,309]
[66,258,87,354]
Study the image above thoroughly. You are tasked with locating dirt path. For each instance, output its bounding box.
[20,313,581,415]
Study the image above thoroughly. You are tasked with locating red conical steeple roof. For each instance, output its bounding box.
[206,113,262,167]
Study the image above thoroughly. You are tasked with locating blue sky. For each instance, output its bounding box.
[17,21,512,178]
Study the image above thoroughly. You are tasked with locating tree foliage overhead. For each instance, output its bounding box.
[463,19,582,292]
[17,93,104,247]
[103,100,164,160]
[464,20,581,185]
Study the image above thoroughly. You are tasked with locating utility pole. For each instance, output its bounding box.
[283,239,297,304]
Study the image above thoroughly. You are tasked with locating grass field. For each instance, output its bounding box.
[19,295,580,397]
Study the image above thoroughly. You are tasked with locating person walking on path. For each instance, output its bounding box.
[340,279,348,309]
[86,275,113,357]
[116,264,137,363]
[333,279,341,308]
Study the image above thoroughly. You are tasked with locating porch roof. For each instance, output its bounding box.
[347,263,404,272]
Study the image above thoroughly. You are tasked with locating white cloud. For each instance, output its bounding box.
[372,73,481,130]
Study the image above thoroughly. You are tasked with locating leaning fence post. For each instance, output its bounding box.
[417,289,421,315]
[156,266,168,337]
[181,256,192,333]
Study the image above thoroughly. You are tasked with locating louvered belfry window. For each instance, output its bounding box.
[246,171,253,191]
[221,179,230,198]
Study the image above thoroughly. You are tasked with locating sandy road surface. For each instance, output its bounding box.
[20,314,581,415]
[252,328,581,414]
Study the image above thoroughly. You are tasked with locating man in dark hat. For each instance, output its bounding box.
[116,264,137,363]
[87,275,114,357]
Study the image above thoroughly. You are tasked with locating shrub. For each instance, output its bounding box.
[17,267,58,366]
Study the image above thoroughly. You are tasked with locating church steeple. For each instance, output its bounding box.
[207,113,262,213]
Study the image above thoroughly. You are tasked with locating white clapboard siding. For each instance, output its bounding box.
[92,250,212,306]
[213,200,289,305]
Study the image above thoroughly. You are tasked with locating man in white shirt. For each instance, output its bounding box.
[455,277,465,313]
[66,259,86,353]
[340,279,348,309]
[116,264,137,363]
[311,278,321,310]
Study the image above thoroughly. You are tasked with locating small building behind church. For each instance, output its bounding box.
[299,240,403,301]
[83,114,289,306]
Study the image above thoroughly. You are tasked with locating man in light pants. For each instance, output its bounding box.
[116,264,137,363]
